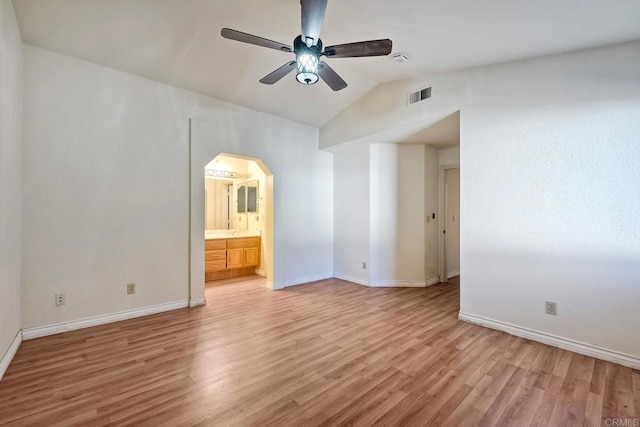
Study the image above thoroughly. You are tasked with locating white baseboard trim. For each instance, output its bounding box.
[447,271,460,279]
[22,300,190,340]
[333,272,369,287]
[333,274,441,288]
[265,281,274,290]
[189,297,206,307]
[279,274,334,289]
[370,280,427,288]
[459,311,640,370]
[255,269,267,277]
[427,277,441,286]
[0,331,22,380]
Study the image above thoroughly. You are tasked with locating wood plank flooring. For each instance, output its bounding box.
[0,276,637,426]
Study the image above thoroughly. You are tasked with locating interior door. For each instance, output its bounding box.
[445,168,460,279]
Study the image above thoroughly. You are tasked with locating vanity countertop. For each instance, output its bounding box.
[205,230,261,240]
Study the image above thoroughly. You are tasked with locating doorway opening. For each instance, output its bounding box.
[189,148,274,306]
[203,154,273,284]
[405,111,460,285]
[439,165,460,282]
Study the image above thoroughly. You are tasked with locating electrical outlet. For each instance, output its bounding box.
[55,293,65,306]
[545,301,557,315]
[127,283,136,295]
[362,262,367,269]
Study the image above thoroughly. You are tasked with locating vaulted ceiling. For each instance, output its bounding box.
[12,0,640,127]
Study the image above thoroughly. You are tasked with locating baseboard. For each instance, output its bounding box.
[333,273,441,288]
[265,281,274,290]
[255,269,266,277]
[22,300,190,340]
[279,274,334,289]
[333,272,369,287]
[426,277,441,286]
[459,311,640,370]
[447,271,460,279]
[370,280,428,288]
[189,297,206,307]
[0,331,22,380]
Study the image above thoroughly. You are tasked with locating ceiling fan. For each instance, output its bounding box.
[221,0,392,91]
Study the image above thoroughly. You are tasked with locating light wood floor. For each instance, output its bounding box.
[1,276,638,426]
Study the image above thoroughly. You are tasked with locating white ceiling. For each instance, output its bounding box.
[12,0,640,127]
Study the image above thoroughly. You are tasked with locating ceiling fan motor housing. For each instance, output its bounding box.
[294,35,322,85]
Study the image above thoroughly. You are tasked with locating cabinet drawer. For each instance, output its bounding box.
[205,239,226,250]
[205,260,226,272]
[205,250,226,262]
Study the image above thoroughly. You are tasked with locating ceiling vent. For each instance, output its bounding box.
[408,86,432,105]
[392,53,410,63]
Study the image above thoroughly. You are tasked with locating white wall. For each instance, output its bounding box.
[0,0,22,376]
[439,146,460,166]
[247,160,267,273]
[322,41,640,359]
[424,146,440,282]
[21,44,332,330]
[370,144,428,286]
[333,142,440,287]
[332,143,370,285]
[369,144,400,285]
[437,146,460,282]
[444,168,460,277]
[246,160,266,235]
[191,120,333,292]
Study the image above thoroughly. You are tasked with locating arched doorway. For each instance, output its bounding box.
[203,154,273,283]
[189,147,274,306]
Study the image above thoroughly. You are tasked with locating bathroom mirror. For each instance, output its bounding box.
[236,180,259,214]
[205,178,234,230]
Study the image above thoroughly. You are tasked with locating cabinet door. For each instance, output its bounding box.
[227,248,244,269]
[244,247,260,266]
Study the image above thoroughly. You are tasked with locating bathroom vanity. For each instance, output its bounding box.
[204,235,261,281]
[204,171,263,281]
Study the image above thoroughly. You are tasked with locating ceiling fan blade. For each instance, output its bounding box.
[323,39,392,58]
[301,0,328,46]
[259,61,297,85]
[318,62,347,91]
[221,28,293,53]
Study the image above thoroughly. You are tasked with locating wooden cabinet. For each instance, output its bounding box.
[205,250,226,262]
[226,249,244,269]
[205,239,226,251]
[205,236,261,281]
[244,247,260,266]
[204,240,227,273]
[205,260,226,272]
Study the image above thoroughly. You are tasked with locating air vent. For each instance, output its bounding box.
[408,86,432,105]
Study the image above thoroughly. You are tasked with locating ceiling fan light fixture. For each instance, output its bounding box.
[221,0,392,91]
[296,53,319,85]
